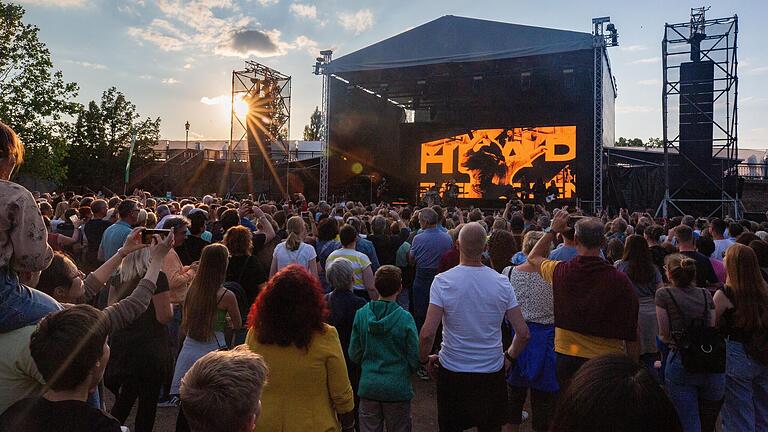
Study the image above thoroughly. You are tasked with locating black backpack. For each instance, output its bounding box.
[668,289,726,373]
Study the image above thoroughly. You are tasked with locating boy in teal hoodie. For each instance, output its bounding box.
[349,265,419,432]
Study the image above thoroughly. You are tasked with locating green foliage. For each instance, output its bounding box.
[0,1,80,183]
[303,106,323,141]
[66,88,160,188]
[615,137,662,148]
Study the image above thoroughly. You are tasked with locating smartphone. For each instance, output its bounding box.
[141,229,172,244]
[567,215,585,227]
[69,215,79,225]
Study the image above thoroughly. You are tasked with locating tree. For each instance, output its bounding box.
[303,106,323,141]
[646,137,663,148]
[0,1,80,184]
[615,137,644,147]
[66,88,160,188]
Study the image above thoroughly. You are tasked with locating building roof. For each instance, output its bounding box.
[324,15,594,75]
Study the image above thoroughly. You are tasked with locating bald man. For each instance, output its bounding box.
[419,222,530,432]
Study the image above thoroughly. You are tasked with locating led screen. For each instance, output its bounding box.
[419,126,576,200]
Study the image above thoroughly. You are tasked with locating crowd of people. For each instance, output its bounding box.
[1,118,768,432]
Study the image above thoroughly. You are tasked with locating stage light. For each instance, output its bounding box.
[351,162,363,174]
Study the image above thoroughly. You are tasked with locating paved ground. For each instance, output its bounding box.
[109,377,534,431]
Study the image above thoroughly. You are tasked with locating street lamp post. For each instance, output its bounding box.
[185,121,190,150]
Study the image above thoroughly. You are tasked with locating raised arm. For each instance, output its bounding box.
[103,233,174,331]
[527,208,568,273]
[252,206,275,243]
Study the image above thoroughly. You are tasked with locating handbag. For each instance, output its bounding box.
[668,289,725,373]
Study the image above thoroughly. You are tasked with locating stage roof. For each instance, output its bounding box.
[324,15,594,75]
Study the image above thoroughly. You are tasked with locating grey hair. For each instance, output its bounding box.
[371,215,387,235]
[418,208,438,226]
[575,217,605,249]
[347,217,362,232]
[164,215,191,231]
[326,258,354,291]
[156,204,171,219]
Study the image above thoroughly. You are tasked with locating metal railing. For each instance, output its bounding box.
[737,162,768,180]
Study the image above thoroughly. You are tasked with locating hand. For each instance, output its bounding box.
[189,261,200,272]
[550,207,569,233]
[149,230,174,262]
[238,205,252,218]
[118,228,149,257]
[252,206,265,219]
[426,354,440,379]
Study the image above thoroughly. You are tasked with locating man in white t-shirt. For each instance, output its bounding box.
[326,224,377,300]
[419,222,530,431]
[709,218,734,261]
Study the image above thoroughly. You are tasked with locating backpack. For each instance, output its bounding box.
[668,289,726,373]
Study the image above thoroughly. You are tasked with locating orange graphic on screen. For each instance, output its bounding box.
[420,127,576,199]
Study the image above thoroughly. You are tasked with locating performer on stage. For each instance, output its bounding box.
[377,177,389,202]
[545,180,559,204]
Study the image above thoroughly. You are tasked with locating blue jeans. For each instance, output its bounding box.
[665,352,725,432]
[0,267,62,332]
[722,340,768,432]
[412,267,438,331]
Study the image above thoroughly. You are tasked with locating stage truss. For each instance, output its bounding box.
[590,17,619,213]
[227,60,291,197]
[658,9,739,218]
[314,51,333,203]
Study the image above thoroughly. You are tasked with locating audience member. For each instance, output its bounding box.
[527,210,639,389]
[179,349,268,432]
[419,222,530,431]
[245,265,355,431]
[350,265,418,432]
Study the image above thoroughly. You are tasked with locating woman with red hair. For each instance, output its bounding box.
[246,265,355,432]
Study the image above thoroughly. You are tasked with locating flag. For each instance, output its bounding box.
[125,130,137,184]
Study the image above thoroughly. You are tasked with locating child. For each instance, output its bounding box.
[349,265,419,432]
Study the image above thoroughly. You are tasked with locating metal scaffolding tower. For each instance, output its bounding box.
[591,17,618,213]
[658,9,739,218]
[314,50,333,202]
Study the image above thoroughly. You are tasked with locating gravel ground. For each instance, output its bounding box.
[108,377,534,432]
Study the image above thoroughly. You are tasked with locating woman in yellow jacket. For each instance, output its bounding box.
[246,264,355,431]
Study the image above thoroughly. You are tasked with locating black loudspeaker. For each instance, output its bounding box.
[678,61,715,193]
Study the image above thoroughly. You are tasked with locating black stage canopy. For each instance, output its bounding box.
[325,15,593,74]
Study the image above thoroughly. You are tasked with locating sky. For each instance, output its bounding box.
[14,0,768,150]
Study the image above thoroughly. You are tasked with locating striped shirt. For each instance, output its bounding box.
[327,248,371,292]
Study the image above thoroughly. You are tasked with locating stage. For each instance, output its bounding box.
[314,15,617,209]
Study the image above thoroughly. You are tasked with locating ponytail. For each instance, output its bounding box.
[285,216,305,251]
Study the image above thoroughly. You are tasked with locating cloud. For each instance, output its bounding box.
[200,95,229,105]
[127,0,295,58]
[162,78,180,85]
[183,63,193,69]
[15,0,86,7]
[257,0,279,5]
[128,26,186,51]
[616,105,656,114]
[620,45,647,52]
[746,66,768,76]
[339,9,373,34]
[139,74,154,80]
[637,79,660,86]
[293,35,318,54]
[290,3,317,19]
[632,57,660,65]
[67,60,107,70]
[217,29,290,57]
